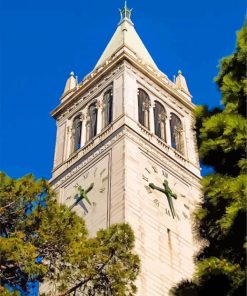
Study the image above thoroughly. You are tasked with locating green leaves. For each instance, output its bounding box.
[0,287,20,296]
[170,21,247,296]
[200,113,247,155]
[0,172,140,295]
[215,21,247,117]
[0,173,52,290]
[0,235,46,276]
[196,257,245,290]
[56,223,140,296]
[196,173,246,238]
[194,21,247,294]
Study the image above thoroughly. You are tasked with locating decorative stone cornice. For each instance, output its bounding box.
[52,45,195,122]
[50,117,201,191]
[50,128,124,189]
[54,65,124,125]
[122,126,201,188]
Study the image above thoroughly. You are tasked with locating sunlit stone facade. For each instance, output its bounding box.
[50,5,201,295]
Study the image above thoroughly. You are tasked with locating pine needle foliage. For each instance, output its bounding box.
[170,21,247,296]
[0,172,140,295]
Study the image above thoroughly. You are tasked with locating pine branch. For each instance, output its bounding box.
[59,252,115,296]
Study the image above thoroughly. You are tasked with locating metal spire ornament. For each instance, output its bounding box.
[119,0,133,23]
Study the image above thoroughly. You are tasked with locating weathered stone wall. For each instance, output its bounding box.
[50,61,201,295]
[124,134,201,295]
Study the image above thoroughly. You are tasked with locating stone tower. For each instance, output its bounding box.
[50,4,201,295]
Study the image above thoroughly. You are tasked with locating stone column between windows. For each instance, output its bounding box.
[65,121,73,159]
[149,100,155,134]
[64,122,70,159]
[96,99,102,135]
[166,112,172,146]
[181,118,187,157]
[81,113,87,147]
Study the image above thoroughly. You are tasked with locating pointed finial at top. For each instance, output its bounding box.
[119,1,133,24]
[63,71,78,95]
[175,69,190,95]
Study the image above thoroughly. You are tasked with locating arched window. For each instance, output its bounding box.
[87,102,98,140]
[154,101,166,141]
[103,89,113,128]
[138,89,150,129]
[71,115,82,153]
[170,113,184,154]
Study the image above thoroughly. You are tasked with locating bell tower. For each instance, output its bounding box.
[50,4,201,295]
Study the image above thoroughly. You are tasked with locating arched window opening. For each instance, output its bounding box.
[170,113,184,154]
[88,102,98,140]
[103,89,113,128]
[138,89,150,129]
[154,101,166,141]
[71,115,82,153]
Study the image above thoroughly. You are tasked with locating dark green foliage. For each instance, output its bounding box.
[0,173,140,295]
[215,21,247,117]
[170,280,200,296]
[170,21,247,296]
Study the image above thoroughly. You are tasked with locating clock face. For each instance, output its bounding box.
[62,154,110,236]
[141,158,192,224]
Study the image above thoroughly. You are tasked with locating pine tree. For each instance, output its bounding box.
[170,21,247,295]
[0,172,140,295]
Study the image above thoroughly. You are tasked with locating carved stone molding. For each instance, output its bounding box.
[122,126,200,188]
[51,130,124,189]
[57,63,124,124]
[126,62,191,116]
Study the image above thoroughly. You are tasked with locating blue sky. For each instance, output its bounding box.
[0,0,245,179]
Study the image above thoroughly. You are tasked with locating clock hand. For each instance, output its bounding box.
[84,196,92,206]
[149,180,177,219]
[70,194,80,209]
[167,196,176,219]
[78,200,89,213]
[85,183,94,193]
[70,183,94,210]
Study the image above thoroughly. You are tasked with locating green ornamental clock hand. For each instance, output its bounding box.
[149,180,177,219]
[70,183,94,210]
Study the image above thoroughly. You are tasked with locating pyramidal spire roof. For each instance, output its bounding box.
[94,2,158,70]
